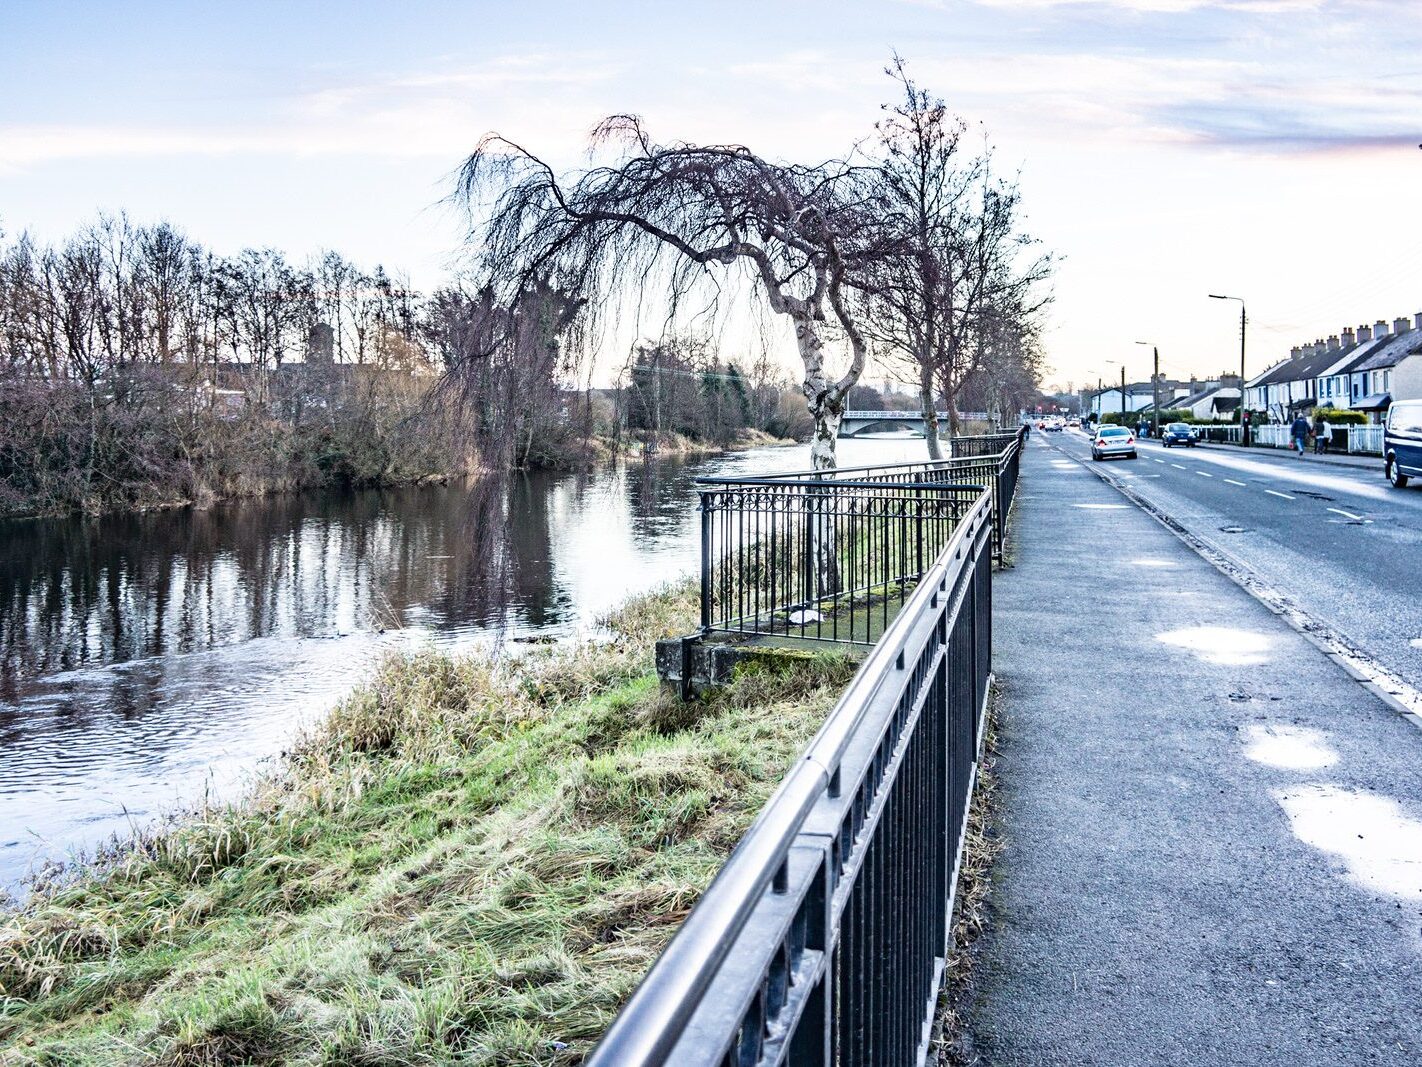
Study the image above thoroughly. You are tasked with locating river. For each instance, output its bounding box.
[1,436,925,893]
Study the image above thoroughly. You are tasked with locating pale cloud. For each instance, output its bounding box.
[963,0,1325,11]
[0,54,624,171]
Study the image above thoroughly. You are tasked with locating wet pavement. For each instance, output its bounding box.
[961,438,1422,1066]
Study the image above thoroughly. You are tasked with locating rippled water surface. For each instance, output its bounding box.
[1,437,923,890]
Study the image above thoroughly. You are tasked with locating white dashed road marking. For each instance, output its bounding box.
[1224,479,1247,486]
[1327,507,1365,521]
[1197,471,1213,478]
[1265,489,1295,500]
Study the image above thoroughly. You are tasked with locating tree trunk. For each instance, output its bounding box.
[794,312,842,472]
[919,362,942,461]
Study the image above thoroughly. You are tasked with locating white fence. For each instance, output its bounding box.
[1196,422,1384,455]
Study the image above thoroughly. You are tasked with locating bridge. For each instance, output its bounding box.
[839,409,993,437]
[606,429,1027,1067]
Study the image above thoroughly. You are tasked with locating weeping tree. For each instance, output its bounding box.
[454,116,896,470]
[862,59,1051,457]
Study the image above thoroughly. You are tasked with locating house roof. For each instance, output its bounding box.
[1352,330,1422,373]
[1318,336,1385,377]
[1250,325,1422,388]
[1251,344,1349,388]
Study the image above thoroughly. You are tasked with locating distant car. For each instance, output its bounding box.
[1037,420,1047,430]
[1067,418,1081,428]
[1385,400,1422,488]
[1092,425,1137,461]
[1161,422,1198,448]
[1045,418,1064,432]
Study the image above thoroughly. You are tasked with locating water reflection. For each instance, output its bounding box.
[0,436,924,889]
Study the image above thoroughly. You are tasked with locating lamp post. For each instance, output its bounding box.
[1210,293,1247,442]
[1136,341,1160,437]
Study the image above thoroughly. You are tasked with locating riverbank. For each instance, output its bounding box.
[0,582,855,1065]
[1,428,797,523]
[551,427,799,468]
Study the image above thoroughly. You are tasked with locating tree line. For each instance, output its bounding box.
[0,217,815,517]
[1,56,1051,515]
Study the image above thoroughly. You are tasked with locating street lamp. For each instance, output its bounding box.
[1209,293,1247,440]
[1136,341,1161,437]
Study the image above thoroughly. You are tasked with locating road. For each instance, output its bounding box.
[1041,428,1422,699]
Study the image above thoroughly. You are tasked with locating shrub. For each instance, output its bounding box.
[1311,407,1367,425]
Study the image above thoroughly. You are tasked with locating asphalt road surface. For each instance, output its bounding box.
[1044,429,1422,697]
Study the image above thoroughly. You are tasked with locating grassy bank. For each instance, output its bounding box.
[0,583,855,1066]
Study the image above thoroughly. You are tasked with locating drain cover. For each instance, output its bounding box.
[1219,525,1249,533]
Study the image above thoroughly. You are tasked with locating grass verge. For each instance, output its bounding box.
[0,581,856,1066]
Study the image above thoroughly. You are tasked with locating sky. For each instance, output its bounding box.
[2,0,1420,392]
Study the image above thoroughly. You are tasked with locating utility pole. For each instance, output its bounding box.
[1210,294,1247,444]
[1137,341,1160,437]
[1121,365,1127,423]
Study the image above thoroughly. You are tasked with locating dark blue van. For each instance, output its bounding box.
[1384,400,1422,488]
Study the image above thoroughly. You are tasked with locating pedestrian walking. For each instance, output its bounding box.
[1319,417,1333,455]
[1291,413,1311,457]
[1312,412,1325,454]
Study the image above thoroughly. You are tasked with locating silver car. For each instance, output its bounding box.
[1091,425,1137,461]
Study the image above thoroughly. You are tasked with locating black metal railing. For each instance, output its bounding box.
[585,486,997,1067]
[696,477,984,644]
[725,428,1023,562]
[948,431,1020,459]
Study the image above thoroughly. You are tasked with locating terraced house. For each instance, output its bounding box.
[1244,311,1422,423]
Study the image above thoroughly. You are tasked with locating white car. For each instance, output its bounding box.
[1092,425,1137,461]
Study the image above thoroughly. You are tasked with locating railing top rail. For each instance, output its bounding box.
[586,486,994,1067]
[695,475,990,492]
[701,439,1018,485]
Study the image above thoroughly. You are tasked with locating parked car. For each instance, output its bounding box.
[1161,422,1198,448]
[1092,425,1137,461]
[1384,399,1422,488]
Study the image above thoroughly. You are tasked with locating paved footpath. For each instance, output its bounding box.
[960,439,1422,1066]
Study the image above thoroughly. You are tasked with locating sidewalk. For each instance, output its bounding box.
[959,442,1422,1066]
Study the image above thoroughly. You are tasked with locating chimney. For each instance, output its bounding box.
[1341,327,1355,347]
[1327,334,1340,351]
[1358,324,1372,342]
[1395,317,1410,336]
[1376,319,1389,338]
[1290,346,1302,360]
[1415,312,1422,331]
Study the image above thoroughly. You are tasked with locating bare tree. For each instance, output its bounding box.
[862,59,1051,457]
[455,116,893,469]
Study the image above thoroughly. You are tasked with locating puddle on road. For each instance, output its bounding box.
[1156,625,1274,665]
[1242,724,1338,771]
[1275,785,1422,899]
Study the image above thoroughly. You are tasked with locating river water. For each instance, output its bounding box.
[1,436,923,892]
